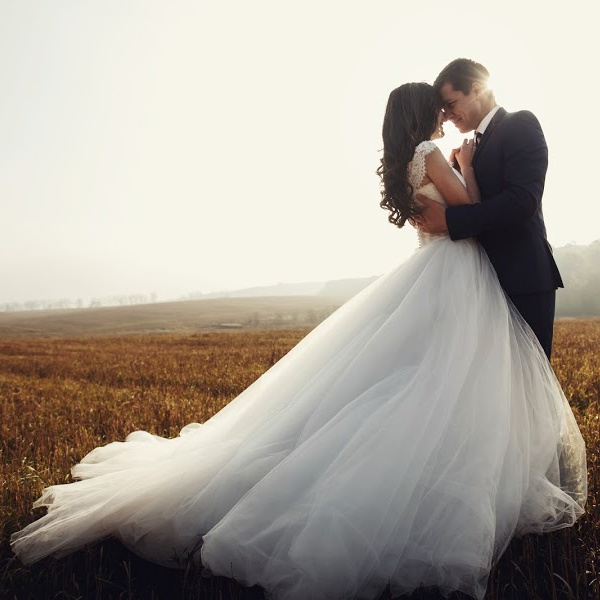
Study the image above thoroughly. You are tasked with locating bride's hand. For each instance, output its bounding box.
[455,138,475,172]
[449,147,461,170]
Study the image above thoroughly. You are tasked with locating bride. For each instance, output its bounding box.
[11,82,587,600]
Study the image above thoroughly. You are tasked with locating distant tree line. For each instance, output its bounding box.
[555,240,600,317]
[0,293,158,313]
[2,241,599,317]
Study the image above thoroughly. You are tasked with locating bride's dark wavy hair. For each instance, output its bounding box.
[377,83,441,228]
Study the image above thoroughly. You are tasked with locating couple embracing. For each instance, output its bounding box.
[11,58,587,600]
[397,58,561,360]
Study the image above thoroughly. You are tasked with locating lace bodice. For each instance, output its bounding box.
[408,141,459,247]
[408,140,438,191]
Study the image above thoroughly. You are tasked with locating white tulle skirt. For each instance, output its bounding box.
[11,237,587,600]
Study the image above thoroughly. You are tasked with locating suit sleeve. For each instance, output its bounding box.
[445,111,548,240]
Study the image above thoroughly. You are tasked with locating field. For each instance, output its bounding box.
[1,320,599,599]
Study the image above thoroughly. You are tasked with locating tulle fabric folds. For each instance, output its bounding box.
[11,237,587,600]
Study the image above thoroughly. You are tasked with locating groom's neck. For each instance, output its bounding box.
[481,93,497,119]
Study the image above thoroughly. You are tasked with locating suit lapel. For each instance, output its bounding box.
[472,107,507,169]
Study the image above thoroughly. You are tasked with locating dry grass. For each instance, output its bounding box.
[1,321,599,599]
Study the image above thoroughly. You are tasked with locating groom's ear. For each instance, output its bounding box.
[471,81,482,97]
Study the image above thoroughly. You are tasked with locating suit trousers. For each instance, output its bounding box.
[508,290,556,360]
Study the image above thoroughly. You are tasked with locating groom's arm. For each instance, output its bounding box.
[445,111,548,240]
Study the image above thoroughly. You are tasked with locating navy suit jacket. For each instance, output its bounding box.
[445,107,563,296]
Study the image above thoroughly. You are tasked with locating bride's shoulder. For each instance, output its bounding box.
[409,141,441,189]
[413,140,438,157]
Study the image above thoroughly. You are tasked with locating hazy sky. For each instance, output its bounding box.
[1,0,598,304]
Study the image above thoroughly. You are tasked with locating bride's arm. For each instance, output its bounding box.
[458,166,481,205]
[425,143,481,206]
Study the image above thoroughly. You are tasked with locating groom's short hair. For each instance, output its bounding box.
[434,59,490,96]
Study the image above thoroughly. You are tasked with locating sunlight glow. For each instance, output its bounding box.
[0,0,598,304]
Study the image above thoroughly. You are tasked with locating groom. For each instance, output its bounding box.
[415,58,562,359]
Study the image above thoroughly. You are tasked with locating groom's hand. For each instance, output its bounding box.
[414,194,449,234]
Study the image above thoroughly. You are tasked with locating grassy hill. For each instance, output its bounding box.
[0,296,347,339]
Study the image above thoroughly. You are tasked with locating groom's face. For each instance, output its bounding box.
[439,82,484,134]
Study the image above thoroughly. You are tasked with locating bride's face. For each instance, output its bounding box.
[430,110,445,140]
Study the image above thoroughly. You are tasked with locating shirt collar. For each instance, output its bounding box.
[476,105,500,135]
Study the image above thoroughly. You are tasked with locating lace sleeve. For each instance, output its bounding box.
[408,140,437,190]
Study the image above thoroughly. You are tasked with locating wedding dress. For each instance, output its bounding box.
[11,140,587,600]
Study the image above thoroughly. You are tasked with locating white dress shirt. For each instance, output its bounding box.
[475,105,501,137]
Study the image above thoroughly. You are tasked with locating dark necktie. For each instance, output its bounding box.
[474,131,483,147]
